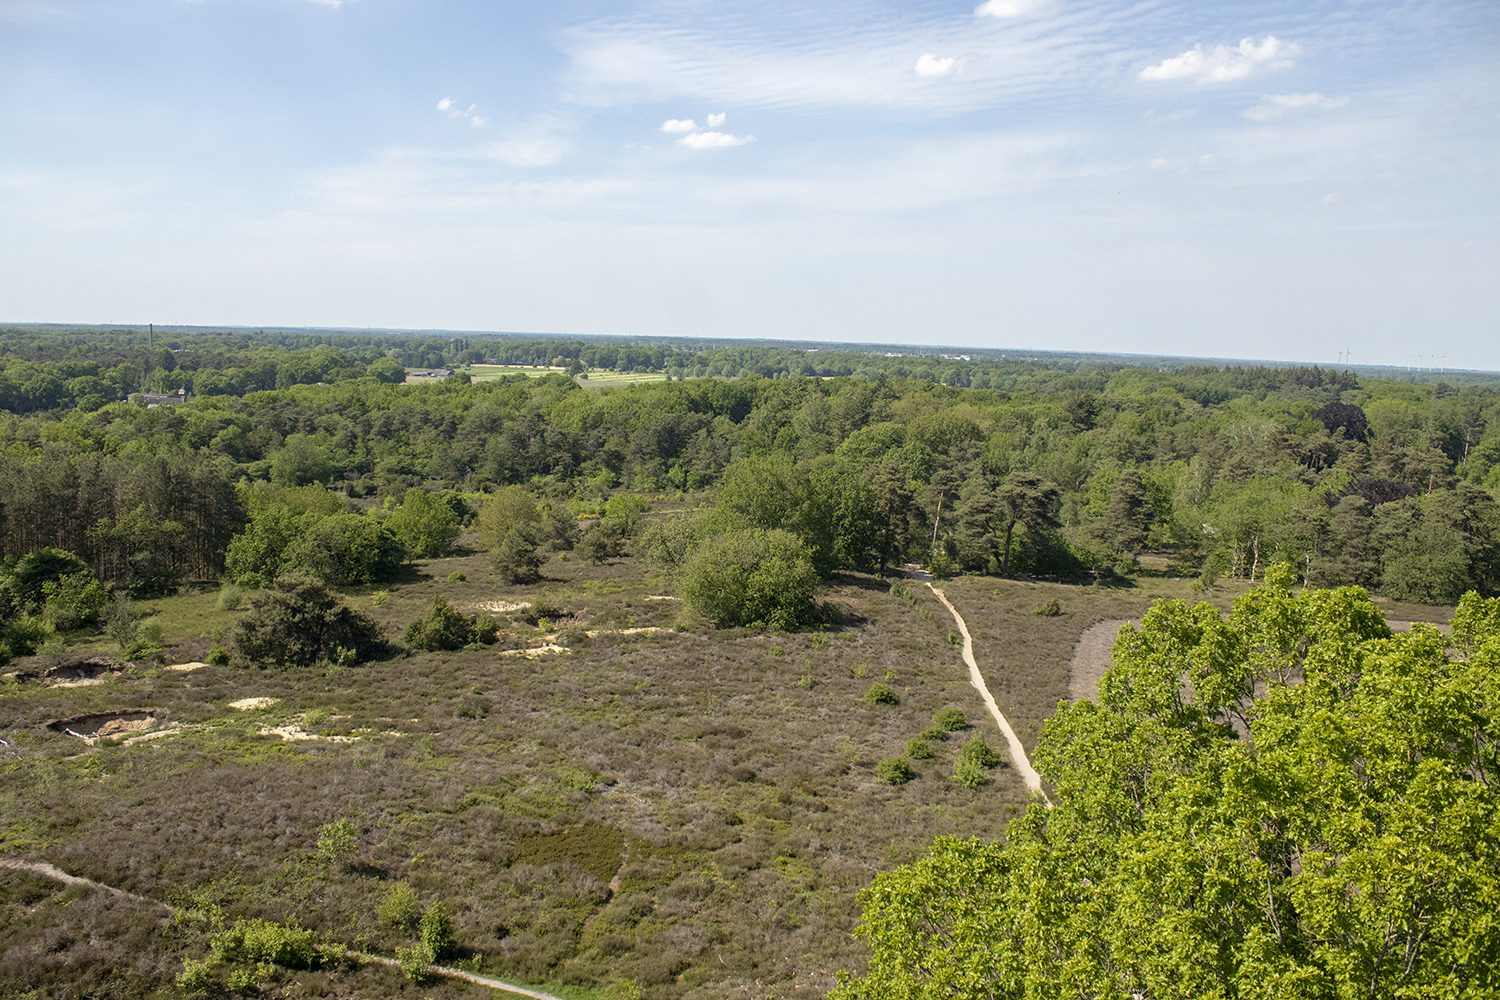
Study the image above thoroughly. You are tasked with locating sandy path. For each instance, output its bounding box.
[908,571,1051,804]
[0,856,565,999]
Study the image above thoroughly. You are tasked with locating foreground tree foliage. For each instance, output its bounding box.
[834,571,1500,999]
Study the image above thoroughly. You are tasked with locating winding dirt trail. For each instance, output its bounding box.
[907,571,1052,805]
[0,856,564,1000]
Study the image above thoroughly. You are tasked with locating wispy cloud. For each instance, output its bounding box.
[706,112,727,128]
[974,0,1048,18]
[1243,92,1351,121]
[1140,36,1300,84]
[914,53,958,78]
[660,118,697,134]
[437,96,487,128]
[677,130,753,150]
[558,6,1146,115]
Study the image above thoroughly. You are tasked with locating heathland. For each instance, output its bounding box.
[1,325,1496,998]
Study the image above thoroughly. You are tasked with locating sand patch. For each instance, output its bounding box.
[499,643,569,658]
[229,697,280,711]
[644,595,679,602]
[165,661,211,673]
[585,626,671,638]
[258,718,358,744]
[48,710,163,745]
[467,599,532,614]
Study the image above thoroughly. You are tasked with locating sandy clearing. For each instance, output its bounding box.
[229,697,279,711]
[584,626,670,638]
[258,719,358,743]
[644,595,679,601]
[498,643,569,658]
[467,599,532,614]
[1069,619,1133,703]
[164,661,210,673]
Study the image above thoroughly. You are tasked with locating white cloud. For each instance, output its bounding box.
[1321,191,1343,206]
[308,0,346,7]
[660,118,697,134]
[677,130,752,150]
[437,97,487,128]
[914,53,958,78]
[975,0,1046,17]
[706,112,727,128]
[1243,92,1351,121]
[1140,36,1300,84]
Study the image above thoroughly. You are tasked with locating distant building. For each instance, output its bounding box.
[407,368,455,379]
[136,388,188,408]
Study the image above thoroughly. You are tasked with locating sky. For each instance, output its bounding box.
[2,0,1498,369]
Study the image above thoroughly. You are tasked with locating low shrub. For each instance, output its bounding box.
[378,881,422,932]
[864,683,899,706]
[905,738,934,760]
[876,757,914,785]
[931,707,969,732]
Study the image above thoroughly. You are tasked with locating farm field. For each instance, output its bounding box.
[404,366,670,388]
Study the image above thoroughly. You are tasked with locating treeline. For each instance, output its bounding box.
[2,330,1499,621]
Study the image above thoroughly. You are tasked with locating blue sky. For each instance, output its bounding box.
[2,0,1497,369]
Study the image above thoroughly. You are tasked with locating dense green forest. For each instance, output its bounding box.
[2,326,1499,998]
[3,325,1499,661]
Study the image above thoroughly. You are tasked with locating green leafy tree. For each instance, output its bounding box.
[367,356,407,384]
[383,488,461,559]
[478,486,544,583]
[834,573,1500,999]
[285,513,404,587]
[41,570,109,632]
[419,901,457,961]
[680,528,818,630]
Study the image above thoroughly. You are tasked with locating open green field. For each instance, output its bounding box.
[404,366,670,389]
[575,371,669,388]
[462,364,568,381]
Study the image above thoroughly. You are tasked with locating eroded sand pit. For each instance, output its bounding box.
[229,697,279,711]
[48,709,163,744]
[165,661,211,673]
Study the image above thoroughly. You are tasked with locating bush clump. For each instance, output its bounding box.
[931,707,969,733]
[876,757,915,784]
[403,597,493,652]
[864,683,900,706]
[680,528,819,630]
[378,881,422,932]
[905,738,934,760]
[953,736,1003,788]
[232,577,383,667]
